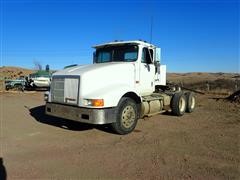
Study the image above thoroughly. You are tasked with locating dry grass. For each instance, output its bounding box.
[167,72,240,94]
[167,72,238,84]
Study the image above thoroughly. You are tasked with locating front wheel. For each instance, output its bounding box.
[111,97,138,135]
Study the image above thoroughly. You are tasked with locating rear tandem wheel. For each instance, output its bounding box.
[185,92,196,113]
[171,92,187,116]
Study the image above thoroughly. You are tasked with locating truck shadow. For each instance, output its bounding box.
[0,158,7,180]
[29,105,114,134]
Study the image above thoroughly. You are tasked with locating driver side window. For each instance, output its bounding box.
[141,48,153,64]
[97,51,111,63]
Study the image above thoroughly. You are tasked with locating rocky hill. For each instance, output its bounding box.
[0,66,35,80]
[0,66,35,91]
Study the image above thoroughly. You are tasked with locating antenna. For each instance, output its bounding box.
[150,16,153,43]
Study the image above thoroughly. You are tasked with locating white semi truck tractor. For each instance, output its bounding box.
[45,40,196,134]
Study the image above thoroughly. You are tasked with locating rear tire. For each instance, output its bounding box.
[185,92,196,113]
[14,84,24,91]
[171,92,186,116]
[5,85,10,91]
[111,97,138,135]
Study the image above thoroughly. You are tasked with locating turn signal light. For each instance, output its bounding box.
[92,99,104,107]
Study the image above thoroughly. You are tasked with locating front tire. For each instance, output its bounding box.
[111,97,138,135]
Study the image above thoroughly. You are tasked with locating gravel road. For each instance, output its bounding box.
[0,92,239,179]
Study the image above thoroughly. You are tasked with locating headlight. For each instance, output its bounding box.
[44,91,49,101]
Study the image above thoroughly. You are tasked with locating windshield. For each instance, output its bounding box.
[95,45,138,63]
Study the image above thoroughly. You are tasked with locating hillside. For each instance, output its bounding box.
[167,72,239,84]
[167,72,239,94]
[0,66,35,91]
[0,66,35,80]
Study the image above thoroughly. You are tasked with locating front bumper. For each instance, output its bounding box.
[45,102,117,124]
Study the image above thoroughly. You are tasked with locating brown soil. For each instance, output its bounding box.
[0,66,34,80]
[0,92,239,179]
[0,81,4,92]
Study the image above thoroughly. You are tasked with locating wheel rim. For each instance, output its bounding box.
[179,97,186,112]
[190,96,196,109]
[121,105,136,128]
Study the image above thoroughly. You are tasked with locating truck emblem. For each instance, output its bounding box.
[65,97,76,102]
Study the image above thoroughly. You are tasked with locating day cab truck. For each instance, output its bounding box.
[45,40,196,134]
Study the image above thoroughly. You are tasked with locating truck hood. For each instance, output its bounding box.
[53,62,134,76]
[51,62,136,107]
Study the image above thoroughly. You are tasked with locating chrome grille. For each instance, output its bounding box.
[51,76,79,105]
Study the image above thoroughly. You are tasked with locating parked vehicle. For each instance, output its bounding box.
[45,40,196,134]
[28,70,51,88]
[5,77,26,91]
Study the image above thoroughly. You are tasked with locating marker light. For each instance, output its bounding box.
[85,99,104,107]
[92,99,104,107]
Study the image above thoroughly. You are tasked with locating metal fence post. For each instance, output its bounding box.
[206,81,210,92]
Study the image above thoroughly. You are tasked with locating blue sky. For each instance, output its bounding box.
[0,0,239,72]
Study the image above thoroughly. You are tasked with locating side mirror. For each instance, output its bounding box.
[154,61,160,74]
[155,48,161,62]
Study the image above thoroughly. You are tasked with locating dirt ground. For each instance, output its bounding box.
[0,91,239,179]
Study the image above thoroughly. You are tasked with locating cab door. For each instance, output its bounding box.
[138,47,155,95]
